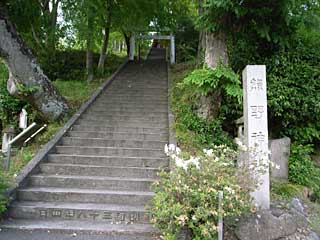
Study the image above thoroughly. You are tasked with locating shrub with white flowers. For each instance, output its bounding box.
[150,144,255,240]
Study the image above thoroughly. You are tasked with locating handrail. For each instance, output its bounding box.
[24,124,47,146]
[8,123,37,145]
[5,122,38,171]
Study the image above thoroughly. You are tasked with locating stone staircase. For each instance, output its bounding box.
[1,48,169,238]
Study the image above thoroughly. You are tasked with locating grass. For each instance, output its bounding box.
[53,80,102,110]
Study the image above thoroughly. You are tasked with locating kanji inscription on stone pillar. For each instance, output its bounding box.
[243,65,270,210]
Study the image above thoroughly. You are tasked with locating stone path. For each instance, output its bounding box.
[0,48,169,239]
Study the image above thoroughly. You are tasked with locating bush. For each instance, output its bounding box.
[289,143,320,200]
[0,62,27,128]
[0,171,11,214]
[39,50,125,81]
[171,65,241,151]
[229,28,320,144]
[150,145,253,240]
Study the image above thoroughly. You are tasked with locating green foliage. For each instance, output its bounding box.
[289,143,320,199]
[179,65,242,102]
[40,50,125,81]
[0,62,27,127]
[0,170,11,214]
[171,64,236,152]
[271,180,304,200]
[197,0,319,49]
[150,146,252,239]
[266,32,320,143]
[53,80,100,110]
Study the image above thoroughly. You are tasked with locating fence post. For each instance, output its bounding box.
[218,191,223,240]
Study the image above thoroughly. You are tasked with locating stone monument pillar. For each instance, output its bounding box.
[19,108,28,129]
[170,33,175,64]
[242,65,270,209]
[129,33,135,61]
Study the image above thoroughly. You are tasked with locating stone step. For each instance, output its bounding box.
[76,119,168,128]
[29,174,155,191]
[104,88,167,92]
[108,84,167,88]
[17,188,155,205]
[39,163,160,178]
[54,146,165,158]
[92,102,168,108]
[100,93,167,100]
[85,110,168,117]
[80,114,168,122]
[93,99,168,105]
[107,87,167,92]
[67,131,168,141]
[0,219,159,237]
[61,137,165,149]
[47,154,168,168]
[89,106,168,113]
[71,125,168,134]
[9,201,151,224]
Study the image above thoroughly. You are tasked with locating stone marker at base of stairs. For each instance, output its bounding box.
[242,65,270,210]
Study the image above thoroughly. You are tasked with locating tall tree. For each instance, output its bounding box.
[97,0,113,73]
[198,0,297,68]
[86,2,94,82]
[0,11,69,121]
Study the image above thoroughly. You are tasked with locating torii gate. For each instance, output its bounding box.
[129,33,175,64]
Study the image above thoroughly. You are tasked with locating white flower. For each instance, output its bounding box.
[175,158,184,168]
[203,148,214,156]
[176,147,181,155]
[164,144,169,155]
[168,144,176,152]
[224,186,235,195]
[235,138,248,151]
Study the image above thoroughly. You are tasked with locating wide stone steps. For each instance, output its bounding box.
[76,120,168,129]
[54,146,165,158]
[84,110,169,118]
[9,201,151,224]
[47,154,168,168]
[17,188,155,205]
[29,175,155,191]
[89,106,168,113]
[67,131,168,141]
[81,114,168,122]
[100,93,168,100]
[39,163,160,178]
[0,219,159,237]
[2,49,168,237]
[61,137,166,149]
[71,125,168,134]
[91,102,168,109]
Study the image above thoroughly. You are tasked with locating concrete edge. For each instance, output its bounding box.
[167,62,177,146]
[7,58,129,198]
[166,62,177,171]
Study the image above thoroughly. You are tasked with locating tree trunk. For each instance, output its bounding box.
[47,0,59,53]
[197,0,205,66]
[197,31,205,66]
[195,31,228,120]
[97,10,111,73]
[86,6,94,82]
[0,15,69,121]
[123,32,130,57]
[205,31,228,69]
[86,48,94,82]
